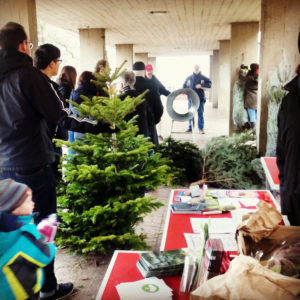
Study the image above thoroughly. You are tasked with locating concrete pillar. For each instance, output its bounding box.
[258,0,300,155]
[229,22,259,134]
[116,44,133,70]
[148,57,157,72]
[79,28,105,73]
[210,50,219,107]
[218,40,231,131]
[0,0,38,52]
[134,52,148,64]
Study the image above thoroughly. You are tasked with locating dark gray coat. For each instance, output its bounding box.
[276,74,300,225]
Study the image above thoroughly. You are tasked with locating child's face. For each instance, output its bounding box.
[11,189,34,216]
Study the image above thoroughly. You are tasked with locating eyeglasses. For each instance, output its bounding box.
[26,41,34,49]
[55,59,63,63]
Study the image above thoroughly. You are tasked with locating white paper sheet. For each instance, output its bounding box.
[231,208,257,227]
[238,197,260,207]
[116,277,173,300]
[184,233,206,250]
[209,233,238,251]
[190,218,236,234]
[217,197,240,208]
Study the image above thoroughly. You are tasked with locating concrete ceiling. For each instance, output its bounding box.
[36,0,261,56]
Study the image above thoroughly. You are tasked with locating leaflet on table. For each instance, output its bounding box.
[184,232,238,252]
[238,197,260,207]
[217,197,240,208]
[231,208,257,227]
[190,218,236,234]
[226,190,258,198]
[184,233,206,250]
[116,277,173,300]
[171,196,221,214]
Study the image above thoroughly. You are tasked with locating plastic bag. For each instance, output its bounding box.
[267,242,300,278]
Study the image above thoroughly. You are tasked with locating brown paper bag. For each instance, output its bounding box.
[236,201,300,260]
[190,255,300,300]
[236,201,282,243]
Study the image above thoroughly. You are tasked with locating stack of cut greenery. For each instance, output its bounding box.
[158,132,263,189]
[55,63,172,255]
[200,131,262,189]
[157,137,203,185]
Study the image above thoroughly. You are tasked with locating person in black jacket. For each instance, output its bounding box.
[0,22,112,299]
[145,64,170,140]
[145,64,170,97]
[69,71,98,140]
[276,48,300,226]
[34,43,71,181]
[120,70,149,136]
[133,61,163,146]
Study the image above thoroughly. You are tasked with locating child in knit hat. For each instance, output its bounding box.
[0,179,56,300]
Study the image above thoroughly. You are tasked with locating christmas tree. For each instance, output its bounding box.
[55,63,172,254]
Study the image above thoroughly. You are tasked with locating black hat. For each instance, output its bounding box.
[133,61,145,71]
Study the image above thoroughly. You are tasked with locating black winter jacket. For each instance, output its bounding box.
[146,75,170,97]
[57,81,72,108]
[120,86,149,137]
[134,76,163,146]
[0,50,62,169]
[0,49,112,170]
[276,74,300,225]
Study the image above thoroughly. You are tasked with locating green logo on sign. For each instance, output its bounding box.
[142,283,159,293]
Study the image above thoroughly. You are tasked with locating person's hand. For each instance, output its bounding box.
[195,84,202,89]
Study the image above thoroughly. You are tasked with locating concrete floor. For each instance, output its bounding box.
[54,100,234,299]
[159,99,229,148]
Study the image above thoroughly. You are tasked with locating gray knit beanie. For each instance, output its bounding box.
[0,179,29,212]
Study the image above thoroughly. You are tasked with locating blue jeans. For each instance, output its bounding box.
[0,164,57,292]
[188,100,205,130]
[247,108,257,123]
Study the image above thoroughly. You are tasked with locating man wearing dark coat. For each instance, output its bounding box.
[133,61,163,146]
[0,22,113,299]
[145,64,170,97]
[276,32,300,226]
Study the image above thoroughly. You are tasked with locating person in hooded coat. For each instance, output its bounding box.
[133,61,163,146]
[244,63,259,128]
[276,32,300,226]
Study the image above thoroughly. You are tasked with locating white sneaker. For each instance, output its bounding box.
[199,129,205,134]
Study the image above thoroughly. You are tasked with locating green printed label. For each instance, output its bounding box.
[142,283,159,293]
